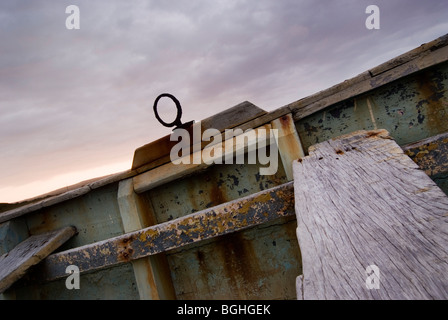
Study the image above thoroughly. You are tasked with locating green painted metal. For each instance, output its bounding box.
[8,183,140,299]
[141,160,301,299]
[146,162,288,223]
[12,264,139,300]
[33,180,295,281]
[167,216,300,299]
[0,219,28,256]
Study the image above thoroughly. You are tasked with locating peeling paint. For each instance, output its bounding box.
[296,62,448,150]
[34,182,295,283]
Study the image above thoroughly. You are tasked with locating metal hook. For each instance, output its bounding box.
[153,93,194,131]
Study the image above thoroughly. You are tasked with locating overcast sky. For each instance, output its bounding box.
[1,0,447,203]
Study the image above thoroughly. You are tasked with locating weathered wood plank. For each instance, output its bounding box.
[288,33,448,121]
[271,113,305,180]
[200,101,267,133]
[117,179,176,300]
[35,181,295,282]
[132,107,292,176]
[131,101,266,171]
[0,170,137,225]
[369,33,448,77]
[293,129,448,300]
[133,124,273,194]
[0,226,76,293]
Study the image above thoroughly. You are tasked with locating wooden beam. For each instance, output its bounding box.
[0,170,136,225]
[117,179,176,300]
[34,181,295,282]
[131,101,266,171]
[293,129,448,299]
[271,113,305,180]
[0,107,289,224]
[132,124,273,194]
[0,226,76,293]
[288,34,448,121]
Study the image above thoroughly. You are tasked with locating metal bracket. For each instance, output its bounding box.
[153,93,194,131]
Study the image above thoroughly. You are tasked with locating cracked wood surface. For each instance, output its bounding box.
[0,226,76,293]
[293,129,448,299]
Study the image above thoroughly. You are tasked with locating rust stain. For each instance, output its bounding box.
[216,232,260,299]
[207,181,228,208]
[196,249,213,287]
[366,130,381,138]
[118,235,136,262]
[186,179,200,210]
[405,134,448,177]
[279,114,292,131]
[140,258,160,299]
[416,150,429,158]
[140,227,159,244]
[427,142,438,151]
[416,72,447,135]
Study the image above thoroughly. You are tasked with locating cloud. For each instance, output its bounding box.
[1,0,447,202]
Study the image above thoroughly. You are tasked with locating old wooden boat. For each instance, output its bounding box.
[1,33,448,300]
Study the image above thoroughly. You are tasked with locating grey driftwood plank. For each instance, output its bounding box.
[293,129,448,300]
[0,226,76,293]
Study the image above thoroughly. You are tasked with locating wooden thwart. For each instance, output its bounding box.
[0,226,76,293]
[293,129,448,299]
[35,181,295,282]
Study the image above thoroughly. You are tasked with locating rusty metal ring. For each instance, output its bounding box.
[153,93,183,128]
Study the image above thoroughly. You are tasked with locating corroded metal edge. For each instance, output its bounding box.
[34,181,295,282]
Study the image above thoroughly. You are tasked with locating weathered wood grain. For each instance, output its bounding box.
[35,181,295,282]
[133,124,273,194]
[271,113,305,181]
[293,129,448,300]
[0,226,76,293]
[117,179,176,299]
[131,101,266,171]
